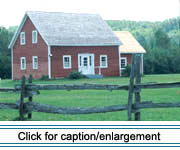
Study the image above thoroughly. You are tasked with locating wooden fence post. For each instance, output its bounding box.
[128,54,136,121]
[19,76,25,120]
[135,55,141,121]
[28,75,33,119]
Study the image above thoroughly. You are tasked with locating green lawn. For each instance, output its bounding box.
[0,74,180,121]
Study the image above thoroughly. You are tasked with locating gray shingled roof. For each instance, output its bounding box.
[26,11,122,46]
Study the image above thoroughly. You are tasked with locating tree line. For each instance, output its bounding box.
[0,17,179,79]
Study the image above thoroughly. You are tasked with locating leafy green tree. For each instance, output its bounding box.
[154,28,170,49]
[0,26,15,79]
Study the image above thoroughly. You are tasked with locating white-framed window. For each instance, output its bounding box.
[63,55,71,69]
[100,55,108,68]
[32,30,38,44]
[20,57,26,70]
[32,56,38,69]
[20,32,25,45]
[121,57,127,69]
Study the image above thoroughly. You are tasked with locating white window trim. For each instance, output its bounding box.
[100,55,108,68]
[20,57,26,70]
[120,57,127,70]
[32,30,38,44]
[32,56,38,69]
[20,32,25,45]
[63,55,72,69]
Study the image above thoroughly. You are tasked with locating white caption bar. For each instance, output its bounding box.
[0,121,180,147]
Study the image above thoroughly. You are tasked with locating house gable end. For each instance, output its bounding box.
[8,13,49,49]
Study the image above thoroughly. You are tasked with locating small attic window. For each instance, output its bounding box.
[20,32,25,45]
[32,30,38,44]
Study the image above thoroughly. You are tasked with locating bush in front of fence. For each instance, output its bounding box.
[122,65,131,77]
[40,75,49,81]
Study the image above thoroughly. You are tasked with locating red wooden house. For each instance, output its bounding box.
[9,11,145,80]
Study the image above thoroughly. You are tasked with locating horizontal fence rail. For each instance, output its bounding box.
[0,103,17,109]
[15,83,129,91]
[14,82,180,91]
[136,82,180,89]
[0,88,18,92]
[1,101,180,115]
[135,102,180,109]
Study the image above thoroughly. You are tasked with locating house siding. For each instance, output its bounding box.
[51,46,120,78]
[121,54,132,64]
[121,54,143,74]
[12,17,49,80]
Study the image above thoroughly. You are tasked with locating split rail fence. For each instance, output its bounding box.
[1,55,180,120]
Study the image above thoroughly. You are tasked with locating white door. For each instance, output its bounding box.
[78,54,95,75]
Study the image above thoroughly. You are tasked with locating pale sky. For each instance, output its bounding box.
[0,0,179,27]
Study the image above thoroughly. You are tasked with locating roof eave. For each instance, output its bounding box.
[121,52,146,54]
[49,43,122,47]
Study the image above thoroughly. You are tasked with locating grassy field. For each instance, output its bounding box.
[0,74,180,121]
